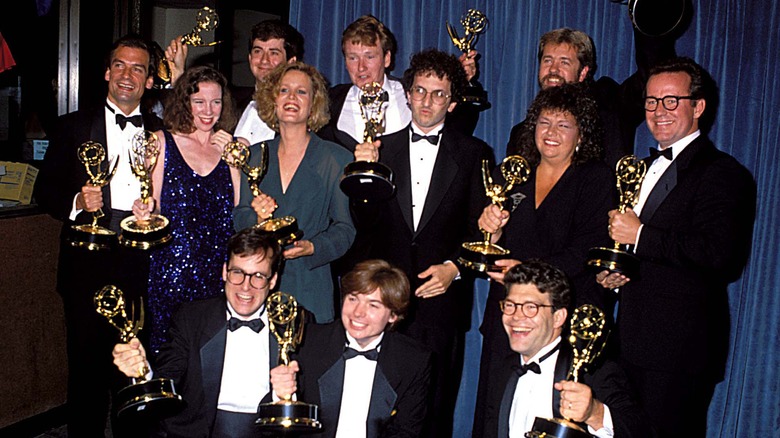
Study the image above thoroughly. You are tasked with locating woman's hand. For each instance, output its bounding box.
[251,192,278,221]
[283,240,314,260]
[354,140,382,162]
[478,204,509,242]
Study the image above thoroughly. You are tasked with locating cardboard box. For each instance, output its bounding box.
[0,161,39,204]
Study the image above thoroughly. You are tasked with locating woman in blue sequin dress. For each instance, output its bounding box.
[131,66,240,354]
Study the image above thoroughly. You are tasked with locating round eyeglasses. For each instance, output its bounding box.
[500,300,554,318]
[409,86,451,105]
[226,268,270,289]
[644,95,695,112]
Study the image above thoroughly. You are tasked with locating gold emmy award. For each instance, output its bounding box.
[525,304,608,438]
[94,285,183,419]
[222,141,303,246]
[68,141,119,250]
[157,6,221,85]
[458,155,530,272]
[340,82,395,202]
[446,8,489,105]
[256,291,321,431]
[119,131,172,249]
[586,155,648,279]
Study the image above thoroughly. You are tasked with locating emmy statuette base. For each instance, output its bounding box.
[340,161,395,202]
[586,246,640,279]
[68,224,117,251]
[525,416,593,438]
[255,216,304,247]
[118,215,173,250]
[256,400,321,433]
[116,377,185,420]
[457,241,510,273]
[461,86,490,109]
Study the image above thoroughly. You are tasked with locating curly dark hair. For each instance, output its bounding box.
[503,259,571,311]
[402,48,468,103]
[254,62,330,132]
[248,19,305,61]
[163,65,238,133]
[514,83,603,166]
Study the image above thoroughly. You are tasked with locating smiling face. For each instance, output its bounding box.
[222,251,278,317]
[189,81,223,132]
[502,283,567,362]
[105,46,154,114]
[538,43,588,90]
[535,109,581,166]
[343,41,391,89]
[645,71,705,148]
[249,38,291,81]
[274,69,313,127]
[341,287,397,348]
[407,72,457,134]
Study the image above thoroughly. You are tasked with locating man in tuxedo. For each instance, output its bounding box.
[270,259,432,438]
[597,57,756,436]
[34,34,163,437]
[113,228,286,437]
[505,26,677,167]
[344,48,493,437]
[474,260,648,438]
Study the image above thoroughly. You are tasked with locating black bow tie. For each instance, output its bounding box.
[343,346,380,361]
[228,317,264,333]
[648,147,673,162]
[116,113,143,130]
[411,132,439,145]
[513,342,560,377]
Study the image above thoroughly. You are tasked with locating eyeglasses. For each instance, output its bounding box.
[499,300,555,318]
[644,95,695,112]
[226,268,271,289]
[409,86,451,105]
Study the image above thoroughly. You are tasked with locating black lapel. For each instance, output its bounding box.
[498,355,521,438]
[366,366,396,437]
[416,131,458,235]
[318,356,346,437]
[200,305,229,429]
[552,342,572,418]
[384,128,414,233]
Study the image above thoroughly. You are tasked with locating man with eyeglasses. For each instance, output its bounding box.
[596,57,756,436]
[344,48,493,438]
[474,260,647,438]
[112,227,297,437]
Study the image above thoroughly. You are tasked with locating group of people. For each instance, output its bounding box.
[34,9,755,438]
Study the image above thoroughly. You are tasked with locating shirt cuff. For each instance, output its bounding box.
[633,224,645,252]
[588,404,614,438]
[69,193,83,221]
[444,260,461,281]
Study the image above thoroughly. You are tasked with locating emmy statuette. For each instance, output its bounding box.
[458,155,530,272]
[446,9,490,106]
[156,6,221,86]
[525,305,609,438]
[119,131,172,249]
[222,141,303,246]
[256,291,321,432]
[586,155,648,279]
[67,141,119,250]
[94,285,183,419]
[340,82,395,202]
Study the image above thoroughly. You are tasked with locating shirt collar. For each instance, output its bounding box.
[345,331,384,352]
[657,130,700,160]
[105,99,141,117]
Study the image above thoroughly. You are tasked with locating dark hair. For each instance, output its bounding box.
[503,259,571,311]
[538,28,597,80]
[515,82,604,166]
[402,48,468,103]
[647,56,717,132]
[227,227,283,276]
[341,15,397,71]
[340,259,410,327]
[249,19,305,61]
[163,65,238,133]
[255,62,330,132]
[107,34,155,78]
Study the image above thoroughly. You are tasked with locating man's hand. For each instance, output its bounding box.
[76,185,104,212]
[608,208,641,245]
[131,197,156,221]
[354,140,382,162]
[415,263,459,299]
[112,338,149,379]
[486,259,520,283]
[270,361,299,400]
[556,380,605,430]
[596,270,630,290]
[478,204,509,242]
[283,240,314,260]
[459,50,478,82]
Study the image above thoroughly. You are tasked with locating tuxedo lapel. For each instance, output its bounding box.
[552,343,572,418]
[366,367,397,437]
[498,366,521,438]
[416,136,458,235]
[318,357,346,436]
[384,130,414,233]
[200,309,228,427]
[89,108,112,223]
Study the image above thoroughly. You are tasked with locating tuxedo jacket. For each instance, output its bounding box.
[153,295,281,438]
[294,321,432,438]
[616,135,756,377]
[346,124,494,331]
[474,341,650,438]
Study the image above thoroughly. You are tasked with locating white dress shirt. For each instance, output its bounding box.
[409,123,443,230]
[337,75,411,143]
[235,101,276,145]
[334,332,384,438]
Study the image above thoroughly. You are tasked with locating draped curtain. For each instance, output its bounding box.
[290,1,780,436]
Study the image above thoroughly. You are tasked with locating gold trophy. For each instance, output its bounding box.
[458,155,530,272]
[340,82,395,202]
[94,285,183,419]
[156,6,221,86]
[526,304,609,438]
[586,155,648,279]
[257,291,321,431]
[446,9,489,105]
[119,131,172,249]
[223,141,303,246]
[68,141,119,250]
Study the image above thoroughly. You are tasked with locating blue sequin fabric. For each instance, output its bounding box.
[148,130,234,353]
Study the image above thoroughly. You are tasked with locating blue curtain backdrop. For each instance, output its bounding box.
[290,1,780,436]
